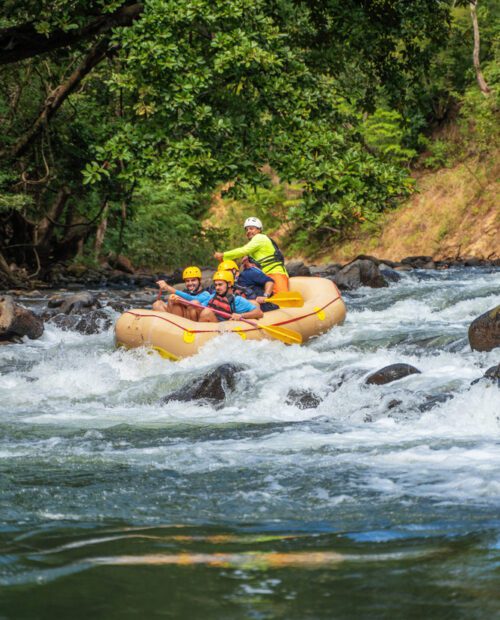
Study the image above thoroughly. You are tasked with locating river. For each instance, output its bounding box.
[1,267,499,618]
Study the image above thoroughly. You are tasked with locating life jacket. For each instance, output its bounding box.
[233,282,256,299]
[250,236,285,272]
[207,293,236,321]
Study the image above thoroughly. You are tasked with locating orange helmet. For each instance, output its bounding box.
[217,260,239,272]
[212,270,234,285]
[182,266,202,280]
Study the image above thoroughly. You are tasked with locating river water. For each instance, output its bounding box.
[1,268,499,619]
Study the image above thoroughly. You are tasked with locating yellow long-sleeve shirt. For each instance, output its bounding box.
[223,233,287,275]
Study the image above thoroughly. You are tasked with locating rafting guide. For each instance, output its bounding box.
[214,217,290,293]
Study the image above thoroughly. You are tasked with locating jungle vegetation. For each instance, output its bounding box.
[0,0,498,284]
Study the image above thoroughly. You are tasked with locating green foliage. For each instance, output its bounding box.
[1,0,498,273]
[102,182,218,269]
[420,138,451,170]
[362,109,417,165]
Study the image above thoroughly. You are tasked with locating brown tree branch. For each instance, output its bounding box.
[0,3,143,65]
[1,38,112,161]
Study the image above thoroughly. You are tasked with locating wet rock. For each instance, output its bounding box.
[0,295,44,341]
[468,305,500,352]
[330,259,388,291]
[47,291,97,314]
[106,299,130,313]
[386,399,403,410]
[417,393,454,412]
[285,389,322,410]
[162,363,247,407]
[352,255,400,268]
[379,266,401,282]
[470,364,500,387]
[285,260,311,277]
[48,309,112,334]
[401,256,433,269]
[365,363,421,385]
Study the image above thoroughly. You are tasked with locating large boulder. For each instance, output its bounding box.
[365,363,421,385]
[162,363,247,407]
[401,256,434,269]
[0,295,44,341]
[285,260,311,277]
[468,306,500,352]
[285,388,322,410]
[330,259,388,291]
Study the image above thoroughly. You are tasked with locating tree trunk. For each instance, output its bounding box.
[470,1,491,96]
[36,186,71,262]
[0,252,23,289]
[94,200,109,259]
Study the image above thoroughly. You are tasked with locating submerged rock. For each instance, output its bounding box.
[0,295,44,342]
[285,389,322,410]
[162,363,247,407]
[417,393,454,412]
[48,309,112,334]
[470,364,500,387]
[48,291,97,314]
[330,259,388,291]
[468,305,500,352]
[365,363,421,385]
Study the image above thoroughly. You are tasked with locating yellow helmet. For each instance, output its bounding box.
[182,266,202,280]
[212,270,234,285]
[217,260,239,272]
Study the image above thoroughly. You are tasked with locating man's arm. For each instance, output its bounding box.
[220,235,262,262]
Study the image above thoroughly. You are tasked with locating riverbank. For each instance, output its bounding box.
[319,154,499,263]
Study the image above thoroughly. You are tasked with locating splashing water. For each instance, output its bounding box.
[1,267,499,618]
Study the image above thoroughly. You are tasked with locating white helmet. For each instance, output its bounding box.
[244,216,263,230]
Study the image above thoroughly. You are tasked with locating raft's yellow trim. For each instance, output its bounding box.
[314,306,326,321]
[183,330,195,344]
[152,346,180,361]
[232,326,247,340]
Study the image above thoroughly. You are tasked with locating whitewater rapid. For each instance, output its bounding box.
[0,267,499,614]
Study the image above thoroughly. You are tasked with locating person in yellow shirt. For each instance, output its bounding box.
[213,217,289,292]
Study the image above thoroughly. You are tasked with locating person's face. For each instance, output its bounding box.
[245,226,260,240]
[214,280,229,295]
[184,277,200,292]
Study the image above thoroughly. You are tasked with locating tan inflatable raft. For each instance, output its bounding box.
[114,277,346,360]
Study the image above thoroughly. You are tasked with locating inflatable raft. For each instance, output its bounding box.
[114,277,346,360]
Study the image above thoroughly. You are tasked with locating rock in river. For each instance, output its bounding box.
[365,363,421,385]
[162,363,247,407]
[285,389,322,410]
[0,295,44,342]
[330,259,389,291]
[468,305,500,352]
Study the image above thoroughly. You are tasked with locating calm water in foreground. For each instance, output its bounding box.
[1,268,499,619]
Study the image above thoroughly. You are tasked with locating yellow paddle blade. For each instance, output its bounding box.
[267,291,304,308]
[259,323,303,345]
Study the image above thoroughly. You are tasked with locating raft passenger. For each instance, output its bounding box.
[154,266,209,320]
[218,259,279,312]
[214,217,289,292]
[198,270,263,323]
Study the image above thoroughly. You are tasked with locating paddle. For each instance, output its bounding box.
[267,291,304,308]
[177,297,302,345]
